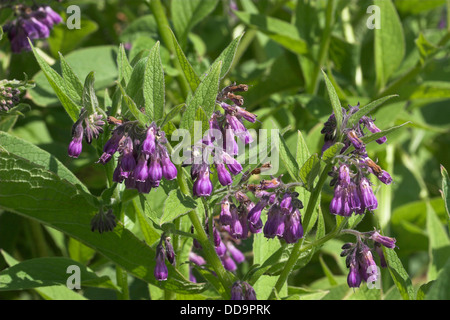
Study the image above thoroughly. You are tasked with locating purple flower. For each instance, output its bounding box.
[141,126,156,155]
[231,282,244,300]
[369,230,396,249]
[226,242,245,264]
[357,244,378,282]
[164,237,176,266]
[68,120,84,158]
[134,154,149,182]
[220,199,233,225]
[347,259,362,288]
[148,156,162,187]
[154,244,168,281]
[377,170,393,185]
[193,166,213,197]
[363,117,387,144]
[263,205,285,239]
[161,151,178,180]
[189,252,206,266]
[283,210,304,244]
[216,163,233,186]
[247,199,268,226]
[221,254,237,271]
[358,177,378,212]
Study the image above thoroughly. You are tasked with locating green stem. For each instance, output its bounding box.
[116,266,130,300]
[270,163,332,298]
[177,166,233,299]
[147,0,190,99]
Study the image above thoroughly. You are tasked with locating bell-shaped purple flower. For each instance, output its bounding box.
[216,163,233,186]
[141,126,156,155]
[347,260,362,288]
[369,230,396,249]
[68,122,83,158]
[193,166,213,197]
[134,154,149,182]
[226,242,245,264]
[358,177,378,212]
[221,254,237,271]
[220,199,233,225]
[263,205,285,239]
[154,244,168,281]
[283,210,303,244]
[148,156,162,187]
[161,152,177,180]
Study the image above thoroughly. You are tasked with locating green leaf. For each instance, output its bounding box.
[117,81,150,125]
[117,43,133,85]
[321,142,345,163]
[384,247,415,300]
[426,258,450,300]
[1,251,89,300]
[143,41,165,121]
[171,0,219,47]
[234,12,308,55]
[213,33,244,79]
[180,60,222,133]
[321,70,343,135]
[133,198,161,246]
[426,202,450,281]
[68,238,96,265]
[0,131,89,193]
[0,151,207,294]
[278,131,301,183]
[30,46,119,108]
[299,154,321,191]
[160,190,198,226]
[0,253,114,291]
[59,53,84,104]
[29,41,80,122]
[160,103,186,128]
[170,29,201,92]
[359,121,411,146]
[0,26,3,41]
[346,95,399,128]
[374,0,405,90]
[82,71,99,114]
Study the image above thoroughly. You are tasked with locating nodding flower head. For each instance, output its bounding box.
[154,243,168,281]
[193,166,213,197]
[5,5,62,53]
[68,121,84,158]
[90,208,116,234]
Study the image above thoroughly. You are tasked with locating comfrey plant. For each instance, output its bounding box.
[24,22,411,299]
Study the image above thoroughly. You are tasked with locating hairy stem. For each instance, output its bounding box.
[270,163,332,298]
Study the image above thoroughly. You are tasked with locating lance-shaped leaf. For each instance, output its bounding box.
[383,247,415,300]
[278,131,301,183]
[117,82,150,125]
[374,0,405,90]
[346,95,399,128]
[440,165,450,231]
[59,53,83,104]
[117,43,133,85]
[300,154,321,191]
[143,41,165,121]
[180,60,222,133]
[82,71,99,114]
[160,190,199,226]
[171,29,201,92]
[360,121,411,145]
[322,70,343,136]
[212,32,244,80]
[0,152,207,294]
[29,40,80,122]
[321,142,345,163]
[171,0,219,47]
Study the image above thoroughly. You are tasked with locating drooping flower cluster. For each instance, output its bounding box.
[322,104,393,217]
[184,83,256,197]
[90,208,116,234]
[340,230,396,288]
[192,219,246,273]
[3,4,62,53]
[154,235,176,281]
[230,281,257,300]
[99,121,177,194]
[218,176,304,244]
[0,84,21,111]
[68,108,105,158]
